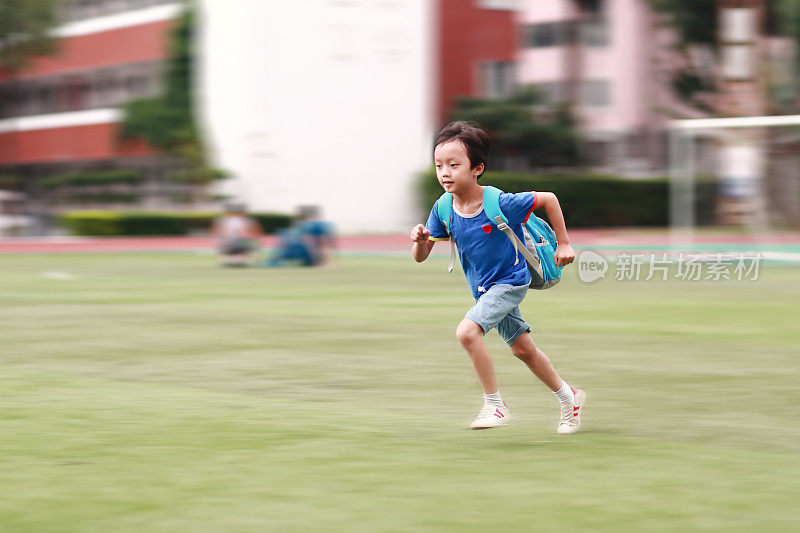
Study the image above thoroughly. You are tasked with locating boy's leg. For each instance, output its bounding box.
[461,284,528,393]
[460,284,528,395]
[496,309,567,393]
[502,321,586,435]
[509,332,563,392]
[460,284,529,429]
[457,317,510,429]
[456,318,498,394]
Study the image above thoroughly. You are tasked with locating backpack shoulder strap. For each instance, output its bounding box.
[435,192,453,234]
[483,185,540,271]
[482,186,508,226]
[434,192,456,273]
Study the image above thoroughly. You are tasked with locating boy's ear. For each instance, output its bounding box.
[472,163,484,177]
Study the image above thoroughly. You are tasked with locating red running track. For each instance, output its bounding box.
[2,229,800,254]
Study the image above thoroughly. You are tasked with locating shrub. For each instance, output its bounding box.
[58,211,293,236]
[417,169,715,227]
[40,170,146,189]
[58,211,123,236]
[171,167,228,184]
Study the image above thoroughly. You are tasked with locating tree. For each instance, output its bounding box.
[776,0,800,42]
[647,0,800,112]
[0,0,58,72]
[648,0,717,46]
[120,5,225,195]
[120,7,200,162]
[649,0,800,47]
[773,0,800,109]
[450,88,582,170]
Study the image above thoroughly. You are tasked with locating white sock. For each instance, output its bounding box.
[554,381,575,404]
[483,391,504,408]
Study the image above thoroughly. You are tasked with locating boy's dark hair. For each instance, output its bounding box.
[434,121,491,179]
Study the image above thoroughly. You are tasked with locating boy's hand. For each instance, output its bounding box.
[554,243,575,267]
[410,224,431,244]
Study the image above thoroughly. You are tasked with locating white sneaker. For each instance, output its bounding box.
[557,389,586,435]
[470,403,510,429]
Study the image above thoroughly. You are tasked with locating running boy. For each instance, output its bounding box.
[410,121,586,434]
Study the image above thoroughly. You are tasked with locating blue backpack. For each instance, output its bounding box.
[435,186,563,290]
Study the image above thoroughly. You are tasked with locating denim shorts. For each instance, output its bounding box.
[465,283,531,346]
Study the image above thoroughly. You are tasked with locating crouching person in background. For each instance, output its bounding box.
[267,205,336,267]
[212,203,263,267]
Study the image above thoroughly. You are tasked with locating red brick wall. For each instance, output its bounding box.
[0,20,173,82]
[0,123,153,165]
[437,1,517,125]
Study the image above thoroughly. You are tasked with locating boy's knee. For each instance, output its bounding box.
[511,343,531,362]
[511,345,528,361]
[456,319,483,347]
[510,333,535,361]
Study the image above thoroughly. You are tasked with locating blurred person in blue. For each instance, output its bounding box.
[410,121,585,434]
[212,203,263,267]
[267,205,336,267]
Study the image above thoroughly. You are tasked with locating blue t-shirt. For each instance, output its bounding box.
[426,190,537,299]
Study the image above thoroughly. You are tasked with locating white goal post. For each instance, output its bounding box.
[669,114,800,240]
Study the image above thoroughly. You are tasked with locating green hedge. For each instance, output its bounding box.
[418,169,715,227]
[40,170,146,189]
[171,166,228,184]
[65,193,141,204]
[58,211,293,236]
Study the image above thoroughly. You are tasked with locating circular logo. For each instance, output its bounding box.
[577,250,608,283]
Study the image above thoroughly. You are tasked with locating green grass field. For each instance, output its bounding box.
[1,251,799,531]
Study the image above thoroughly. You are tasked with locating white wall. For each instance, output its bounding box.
[197,0,434,233]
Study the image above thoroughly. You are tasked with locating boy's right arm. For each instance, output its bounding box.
[410,224,435,262]
[533,192,574,267]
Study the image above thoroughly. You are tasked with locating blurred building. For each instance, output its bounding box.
[4,1,791,233]
[515,0,699,175]
[199,0,705,233]
[437,0,517,123]
[199,0,523,233]
[0,0,182,229]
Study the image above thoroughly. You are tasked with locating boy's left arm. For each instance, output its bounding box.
[533,192,574,267]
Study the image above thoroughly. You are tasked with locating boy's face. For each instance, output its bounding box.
[434,139,483,195]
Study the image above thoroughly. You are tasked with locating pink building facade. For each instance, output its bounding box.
[515,0,683,174]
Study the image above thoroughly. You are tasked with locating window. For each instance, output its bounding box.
[59,0,175,23]
[0,60,164,118]
[524,22,578,48]
[722,45,755,80]
[581,16,608,47]
[528,82,566,105]
[582,80,610,107]
[526,23,558,48]
[0,86,14,118]
[481,61,515,98]
[38,86,56,112]
[524,18,608,48]
[15,86,30,115]
[721,7,756,43]
[78,0,101,19]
